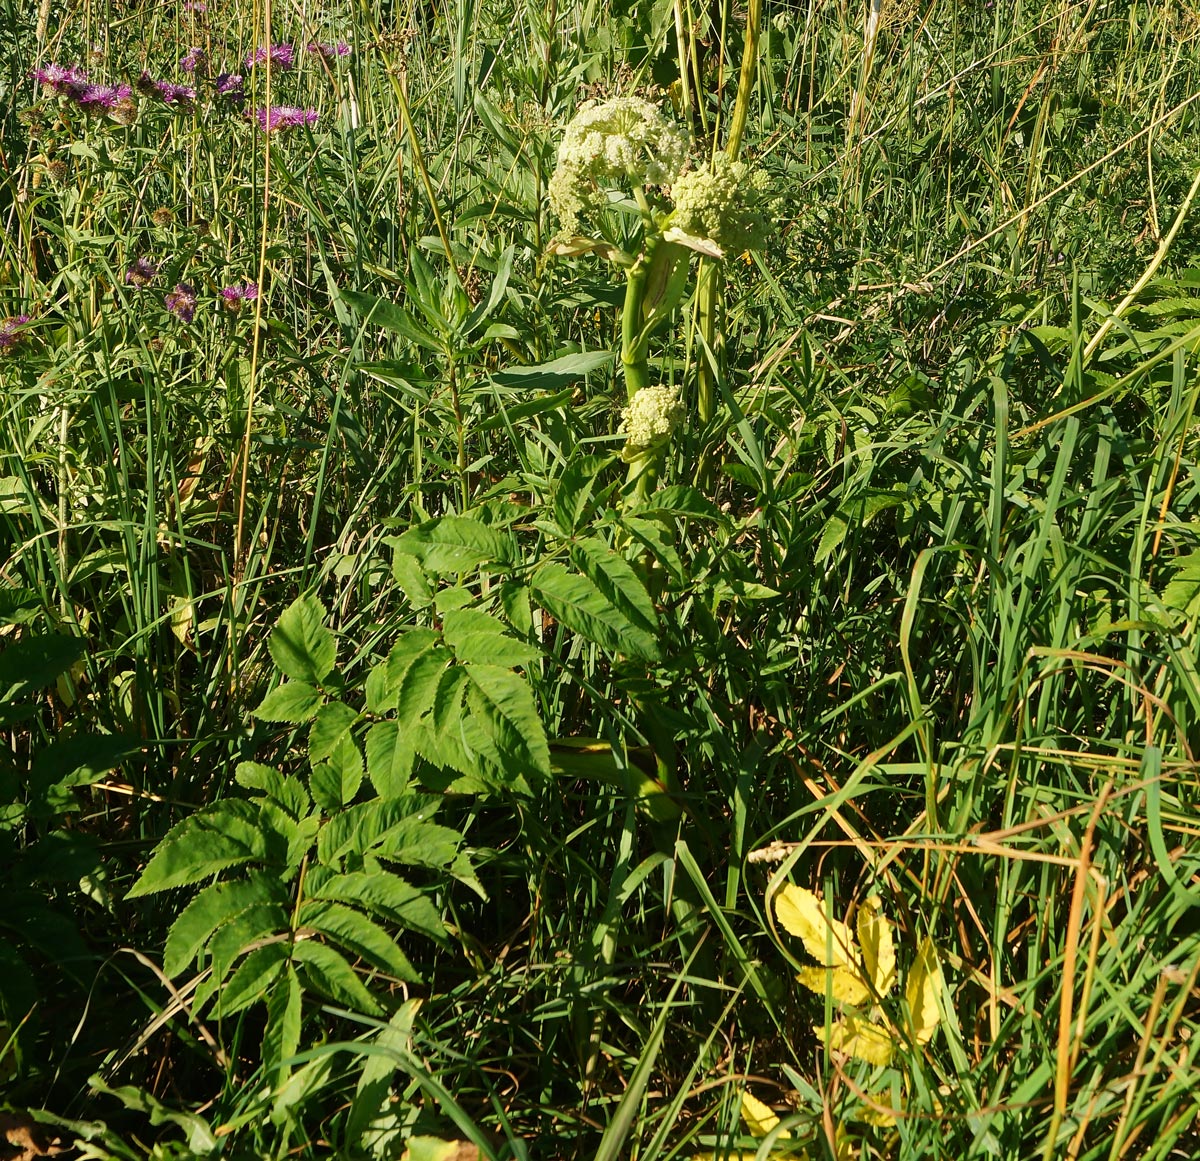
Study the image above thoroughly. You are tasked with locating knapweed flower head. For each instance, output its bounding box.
[307,41,351,59]
[621,384,684,455]
[125,257,158,287]
[75,83,133,112]
[548,96,689,234]
[253,105,318,133]
[215,73,246,105]
[0,316,32,356]
[665,155,772,258]
[138,73,195,106]
[246,43,296,71]
[165,282,197,324]
[180,46,206,73]
[32,63,88,98]
[220,281,258,311]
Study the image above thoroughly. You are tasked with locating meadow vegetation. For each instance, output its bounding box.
[2,0,1199,1157]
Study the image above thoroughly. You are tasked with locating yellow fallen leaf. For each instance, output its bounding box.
[796,965,871,1008]
[741,1092,790,1139]
[816,1013,895,1066]
[775,886,859,970]
[856,896,896,998]
[905,936,943,1046]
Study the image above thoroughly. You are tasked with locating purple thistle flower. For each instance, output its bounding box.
[180,46,206,73]
[0,315,32,355]
[184,1,207,11]
[136,73,195,106]
[75,83,133,112]
[307,41,351,59]
[246,43,296,71]
[125,257,158,287]
[165,283,197,324]
[220,281,258,311]
[32,62,89,98]
[253,105,318,133]
[214,73,246,106]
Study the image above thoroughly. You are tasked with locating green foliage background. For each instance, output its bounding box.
[1,0,1199,1157]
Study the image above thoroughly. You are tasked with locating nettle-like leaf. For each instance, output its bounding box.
[270,595,337,685]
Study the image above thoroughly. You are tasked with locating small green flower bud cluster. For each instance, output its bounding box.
[548,96,689,234]
[621,384,684,454]
[667,155,772,256]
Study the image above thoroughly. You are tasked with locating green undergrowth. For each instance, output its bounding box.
[1,0,1198,1158]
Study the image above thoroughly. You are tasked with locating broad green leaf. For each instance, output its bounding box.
[270,596,336,684]
[0,588,41,626]
[340,288,440,351]
[905,937,943,1046]
[234,762,311,819]
[253,681,322,724]
[205,901,289,984]
[0,634,84,693]
[391,516,508,573]
[311,732,364,811]
[367,629,440,714]
[308,870,447,943]
[441,608,540,668]
[396,645,453,728]
[570,537,659,639]
[215,943,289,1017]
[308,701,358,765]
[127,801,268,897]
[298,900,420,982]
[1161,551,1200,618]
[464,664,550,781]
[491,349,614,388]
[392,550,434,609]
[163,874,286,977]
[292,939,383,1014]
[348,1000,422,1150]
[552,454,615,536]
[28,732,137,818]
[530,562,660,661]
[262,966,302,1077]
[631,484,721,522]
[317,796,444,867]
[365,721,415,797]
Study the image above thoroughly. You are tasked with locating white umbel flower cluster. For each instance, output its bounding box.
[667,155,772,256]
[548,97,689,234]
[621,384,684,453]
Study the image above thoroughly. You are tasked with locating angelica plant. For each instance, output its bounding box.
[546,95,772,504]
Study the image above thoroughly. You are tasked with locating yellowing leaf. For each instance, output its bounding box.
[796,965,871,1007]
[741,1092,790,1139]
[905,936,943,1046]
[856,897,896,998]
[774,886,858,970]
[816,1014,895,1066]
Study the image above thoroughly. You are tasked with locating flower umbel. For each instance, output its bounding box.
[548,96,689,234]
[621,384,684,455]
[666,155,772,258]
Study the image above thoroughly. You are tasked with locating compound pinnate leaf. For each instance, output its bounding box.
[163,873,285,977]
[298,900,420,982]
[292,938,384,1015]
[215,943,289,1018]
[531,561,660,660]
